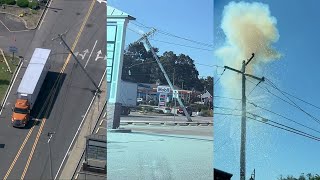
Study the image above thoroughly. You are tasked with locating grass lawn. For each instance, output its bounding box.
[0,54,19,103]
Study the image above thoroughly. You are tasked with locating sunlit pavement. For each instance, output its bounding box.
[107,126,213,180]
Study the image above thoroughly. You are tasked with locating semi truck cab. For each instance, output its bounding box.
[11,99,30,127]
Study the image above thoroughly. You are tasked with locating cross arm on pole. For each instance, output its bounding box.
[224,66,243,74]
[245,53,255,66]
[244,74,265,82]
[134,28,156,44]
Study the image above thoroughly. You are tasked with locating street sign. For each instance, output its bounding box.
[158,93,167,107]
[9,46,18,53]
[157,86,170,93]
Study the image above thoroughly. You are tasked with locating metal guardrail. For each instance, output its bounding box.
[120,121,213,126]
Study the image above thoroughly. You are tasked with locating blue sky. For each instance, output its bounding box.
[214,0,320,179]
[108,0,214,79]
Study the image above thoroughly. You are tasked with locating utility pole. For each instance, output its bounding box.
[47,132,55,180]
[224,53,264,180]
[135,29,192,122]
[173,67,176,121]
[52,33,101,93]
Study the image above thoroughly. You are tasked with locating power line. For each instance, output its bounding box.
[131,21,214,48]
[194,63,224,69]
[264,78,320,110]
[214,112,242,117]
[214,106,241,111]
[128,27,215,53]
[247,115,320,142]
[216,102,320,136]
[246,79,300,109]
[214,78,259,153]
[214,68,226,85]
[264,78,320,125]
[247,80,262,97]
[214,95,242,101]
[149,38,213,52]
[248,102,320,135]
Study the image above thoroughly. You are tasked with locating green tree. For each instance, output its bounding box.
[16,0,28,7]
[28,0,39,9]
[5,0,16,5]
[279,173,320,180]
[200,76,213,95]
[121,43,203,92]
[159,51,202,91]
[122,42,157,83]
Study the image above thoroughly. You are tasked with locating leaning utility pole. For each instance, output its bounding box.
[135,28,192,122]
[224,53,264,180]
[52,32,101,93]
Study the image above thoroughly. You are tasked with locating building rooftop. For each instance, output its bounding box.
[107,6,136,20]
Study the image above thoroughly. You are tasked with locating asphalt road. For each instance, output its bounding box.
[0,0,106,179]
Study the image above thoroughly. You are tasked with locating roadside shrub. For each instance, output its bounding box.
[5,0,16,5]
[0,0,5,5]
[191,104,210,112]
[28,0,39,10]
[201,110,213,117]
[17,0,28,7]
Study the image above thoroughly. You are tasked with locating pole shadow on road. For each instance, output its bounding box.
[25,71,66,129]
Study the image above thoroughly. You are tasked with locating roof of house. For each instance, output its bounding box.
[107,6,136,20]
[200,90,212,98]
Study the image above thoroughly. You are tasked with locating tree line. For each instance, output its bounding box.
[121,42,213,95]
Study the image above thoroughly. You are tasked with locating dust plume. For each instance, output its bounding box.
[215,1,281,98]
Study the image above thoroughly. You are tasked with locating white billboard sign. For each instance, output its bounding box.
[157,86,171,93]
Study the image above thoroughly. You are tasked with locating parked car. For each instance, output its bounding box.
[177,106,192,116]
[162,107,171,114]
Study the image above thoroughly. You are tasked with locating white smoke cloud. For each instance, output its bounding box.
[215,1,281,99]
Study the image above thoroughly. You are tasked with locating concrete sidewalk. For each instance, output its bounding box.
[59,79,106,179]
[107,130,213,180]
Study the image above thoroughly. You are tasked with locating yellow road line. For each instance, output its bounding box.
[3,124,35,180]
[61,0,96,73]
[20,118,46,179]
[4,79,62,180]
[4,0,97,178]
[19,0,97,179]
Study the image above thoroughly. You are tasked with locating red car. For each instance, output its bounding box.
[177,106,192,116]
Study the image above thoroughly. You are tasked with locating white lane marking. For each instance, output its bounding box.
[54,68,106,180]
[0,61,24,115]
[78,49,89,60]
[99,119,106,126]
[84,40,97,68]
[38,0,53,30]
[94,50,104,61]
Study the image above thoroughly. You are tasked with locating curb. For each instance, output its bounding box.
[0,0,50,31]
[0,12,28,31]
[31,0,51,30]
[0,55,22,112]
[60,71,106,180]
